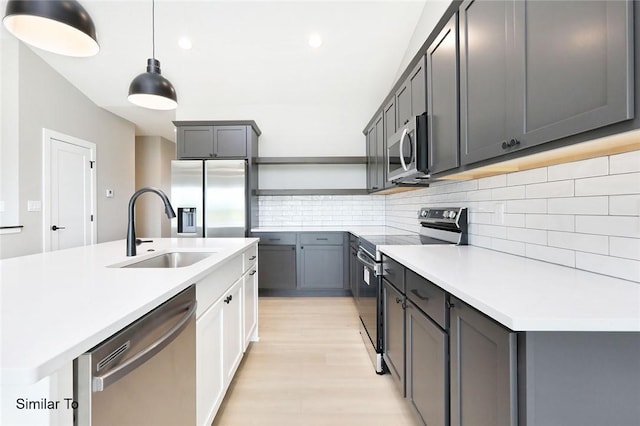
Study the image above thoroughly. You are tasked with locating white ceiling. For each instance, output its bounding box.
[14,0,429,141]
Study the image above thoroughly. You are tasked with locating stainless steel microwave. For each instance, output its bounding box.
[387,113,429,184]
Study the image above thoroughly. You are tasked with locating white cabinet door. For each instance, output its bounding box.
[223,279,244,385]
[196,299,224,426]
[243,266,258,350]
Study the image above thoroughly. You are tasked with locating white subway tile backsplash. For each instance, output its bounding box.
[610,237,640,260]
[609,150,640,174]
[548,231,609,255]
[491,185,526,200]
[501,213,526,227]
[506,227,547,245]
[526,244,575,268]
[507,168,547,186]
[526,180,574,199]
[491,238,526,256]
[468,234,492,249]
[575,173,640,196]
[610,195,640,216]
[478,174,507,189]
[547,157,609,181]
[576,252,640,282]
[467,189,493,201]
[506,199,547,214]
[525,214,575,232]
[548,196,608,215]
[575,215,640,238]
[473,224,507,239]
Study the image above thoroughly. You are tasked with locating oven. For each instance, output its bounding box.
[355,207,468,374]
[387,112,429,184]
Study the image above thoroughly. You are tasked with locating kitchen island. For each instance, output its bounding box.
[1,237,258,425]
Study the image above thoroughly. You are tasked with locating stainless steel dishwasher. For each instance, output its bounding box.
[74,285,196,425]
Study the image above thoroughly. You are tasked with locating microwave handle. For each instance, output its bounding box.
[399,128,409,171]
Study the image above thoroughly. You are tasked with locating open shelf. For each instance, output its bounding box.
[255,156,367,165]
[256,189,370,196]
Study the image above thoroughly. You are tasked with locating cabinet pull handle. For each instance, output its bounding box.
[395,297,402,304]
[249,255,256,260]
[268,238,281,241]
[502,139,520,149]
[249,270,257,276]
[501,141,508,149]
[224,295,232,304]
[316,238,328,241]
[410,289,430,301]
[384,268,392,274]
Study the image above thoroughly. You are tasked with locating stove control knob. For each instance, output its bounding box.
[449,211,457,219]
[443,210,449,218]
[420,210,428,218]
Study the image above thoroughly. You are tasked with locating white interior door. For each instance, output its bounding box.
[44,130,96,251]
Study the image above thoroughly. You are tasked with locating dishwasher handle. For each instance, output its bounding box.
[92,298,197,392]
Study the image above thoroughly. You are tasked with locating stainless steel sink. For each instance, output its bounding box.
[121,251,216,268]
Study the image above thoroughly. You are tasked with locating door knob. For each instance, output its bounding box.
[51,225,66,231]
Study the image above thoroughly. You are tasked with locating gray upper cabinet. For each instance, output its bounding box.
[177,125,248,159]
[178,126,215,159]
[513,0,634,148]
[366,113,384,192]
[450,297,518,426]
[459,0,515,165]
[427,12,460,175]
[396,57,427,128]
[460,0,634,166]
[213,126,247,158]
[383,99,396,189]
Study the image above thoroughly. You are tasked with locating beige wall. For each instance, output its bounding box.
[0,42,135,259]
[135,136,176,238]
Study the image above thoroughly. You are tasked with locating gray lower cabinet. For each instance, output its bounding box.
[405,300,448,426]
[299,234,344,289]
[460,0,634,166]
[427,12,460,175]
[383,279,405,395]
[450,296,518,426]
[257,244,296,290]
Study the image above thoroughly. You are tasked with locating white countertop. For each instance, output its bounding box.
[251,226,415,236]
[0,237,258,385]
[380,245,640,332]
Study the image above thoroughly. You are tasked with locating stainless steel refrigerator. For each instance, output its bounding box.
[171,160,247,237]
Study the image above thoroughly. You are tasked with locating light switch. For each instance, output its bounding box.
[105,189,114,198]
[27,200,41,212]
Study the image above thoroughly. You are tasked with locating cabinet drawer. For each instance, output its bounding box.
[254,232,297,245]
[196,255,243,318]
[406,269,447,329]
[299,232,343,245]
[382,256,405,292]
[243,244,257,271]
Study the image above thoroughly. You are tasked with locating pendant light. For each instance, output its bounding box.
[128,0,177,110]
[3,0,99,57]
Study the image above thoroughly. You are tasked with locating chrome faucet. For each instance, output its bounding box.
[126,187,176,256]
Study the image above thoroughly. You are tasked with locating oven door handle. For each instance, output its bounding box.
[356,249,382,276]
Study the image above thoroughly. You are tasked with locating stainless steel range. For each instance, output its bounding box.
[355,207,468,373]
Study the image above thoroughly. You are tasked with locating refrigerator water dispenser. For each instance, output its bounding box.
[178,208,197,233]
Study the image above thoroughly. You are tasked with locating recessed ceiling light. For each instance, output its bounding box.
[178,36,192,50]
[308,33,323,49]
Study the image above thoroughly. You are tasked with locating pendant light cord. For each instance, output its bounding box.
[152,0,155,59]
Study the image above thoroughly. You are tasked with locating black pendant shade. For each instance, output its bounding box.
[3,0,99,57]
[128,58,178,110]
[128,0,177,110]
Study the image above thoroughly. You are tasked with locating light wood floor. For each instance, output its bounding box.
[212,297,419,426]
